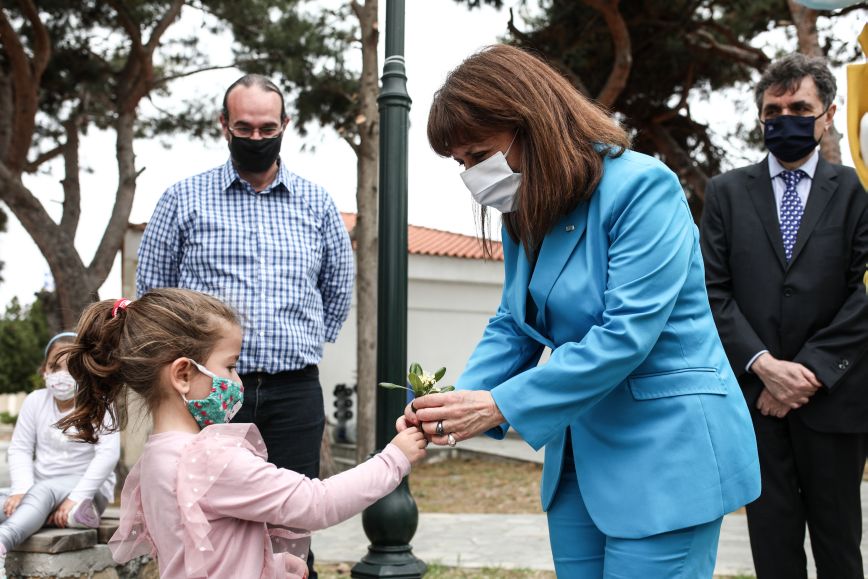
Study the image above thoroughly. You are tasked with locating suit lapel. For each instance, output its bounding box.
[746,158,787,270]
[788,158,837,267]
[509,241,552,347]
[528,202,589,330]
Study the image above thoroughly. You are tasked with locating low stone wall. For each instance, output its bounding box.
[6,546,157,579]
[6,509,157,579]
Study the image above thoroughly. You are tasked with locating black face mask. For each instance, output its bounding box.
[763,112,825,163]
[228,133,284,173]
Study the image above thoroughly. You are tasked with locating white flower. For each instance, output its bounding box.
[419,372,437,387]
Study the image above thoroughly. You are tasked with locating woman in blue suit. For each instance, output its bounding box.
[404,45,761,577]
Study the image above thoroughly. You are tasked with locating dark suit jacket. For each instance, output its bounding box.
[700,156,868,433]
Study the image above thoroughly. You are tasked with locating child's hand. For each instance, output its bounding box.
[3,494,23,517]
[390,426,427,466]
[48,498,75,528]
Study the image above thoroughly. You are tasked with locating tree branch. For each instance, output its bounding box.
[59,116,81,238]
[23,144,64,173]
[86,111,137,284]
[15,0,50,79]
[0,6,38,171]
[651,63,695,123]
[144,0,184,54]
[153,60,262,86]
[688,29,770,69]
[105,0,145,49]
[582,0,632,108]
[508,8,593,97]
[343,134,361,156]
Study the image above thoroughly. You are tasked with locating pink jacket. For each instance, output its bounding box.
[109,424,410,578]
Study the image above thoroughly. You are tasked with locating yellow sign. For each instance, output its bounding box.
[847,25,868,190]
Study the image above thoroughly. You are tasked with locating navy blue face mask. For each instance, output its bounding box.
[763,112,826,163]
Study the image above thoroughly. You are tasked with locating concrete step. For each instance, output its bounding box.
[13,529,96,554]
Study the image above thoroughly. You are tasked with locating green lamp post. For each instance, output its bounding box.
[351,0,427,577]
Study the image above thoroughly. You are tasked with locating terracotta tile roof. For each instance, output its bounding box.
[340,212,503,261]
[129,213,503,262]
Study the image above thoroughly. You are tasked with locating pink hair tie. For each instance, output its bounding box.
[111,298,132,318]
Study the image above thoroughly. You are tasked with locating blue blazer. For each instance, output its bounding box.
[455,150,761,539]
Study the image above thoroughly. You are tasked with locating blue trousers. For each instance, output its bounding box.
[548,463,722,578]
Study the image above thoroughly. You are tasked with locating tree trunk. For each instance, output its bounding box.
[787,0,842,164]
[352,0,380,463]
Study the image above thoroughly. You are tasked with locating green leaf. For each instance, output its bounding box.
[409,362,423,376]
[438,385,455,392]
[433,367,446,382]
[407,372,423,391]
[379,382,411,391]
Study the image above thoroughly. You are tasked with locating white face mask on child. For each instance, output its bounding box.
[44,371,77,401]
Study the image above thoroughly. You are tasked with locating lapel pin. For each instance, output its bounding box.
[565,224,576,232]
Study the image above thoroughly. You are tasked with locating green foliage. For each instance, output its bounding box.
[0,411,17,426]
[380,363,455,397]
[0,297,51,395]
[209,1,361,140]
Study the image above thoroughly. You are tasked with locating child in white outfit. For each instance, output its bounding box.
[0,332,120,578]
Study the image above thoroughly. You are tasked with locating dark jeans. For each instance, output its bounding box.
[235,366,325,579]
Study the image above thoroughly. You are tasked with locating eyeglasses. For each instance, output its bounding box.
[227,124,283,139]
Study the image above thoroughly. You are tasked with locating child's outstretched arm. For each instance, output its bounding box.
[204,427,427,532]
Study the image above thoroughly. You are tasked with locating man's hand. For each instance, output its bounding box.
[757,388,792,418]
[751,353,821,408]
[3,494,24,518]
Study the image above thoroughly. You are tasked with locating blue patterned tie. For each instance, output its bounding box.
[779,169,807,262]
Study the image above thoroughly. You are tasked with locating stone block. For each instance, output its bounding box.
[13,530,96,554]
[97,520,119,545]
[5,545,157,579]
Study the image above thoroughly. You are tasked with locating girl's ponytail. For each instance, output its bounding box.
[56,288,239,444]
[58,299,128,443]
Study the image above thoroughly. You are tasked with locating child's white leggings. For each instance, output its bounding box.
[0,477,108,552]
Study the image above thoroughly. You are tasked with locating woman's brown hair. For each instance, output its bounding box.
[427,44,631,255]
[57,288,239,443]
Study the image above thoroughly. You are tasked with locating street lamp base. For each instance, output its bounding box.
[351,544,427,578]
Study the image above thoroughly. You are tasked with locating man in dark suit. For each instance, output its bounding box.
[701,53,868,579]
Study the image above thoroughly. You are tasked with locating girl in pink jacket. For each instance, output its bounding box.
[57,288,427,579]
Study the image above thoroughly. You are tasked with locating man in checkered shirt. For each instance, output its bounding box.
[136,74,354,579]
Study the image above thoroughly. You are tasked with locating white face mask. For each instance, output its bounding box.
[44,371,77,402]
[460,133,521,213]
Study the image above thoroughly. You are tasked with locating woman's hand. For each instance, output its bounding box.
[413,390,504,446]
[3,494,24,518]
[48,498,75,528]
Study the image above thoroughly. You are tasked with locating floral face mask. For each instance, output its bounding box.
[183,359,245,428]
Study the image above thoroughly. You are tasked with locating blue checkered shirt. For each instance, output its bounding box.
[136,159,354,375]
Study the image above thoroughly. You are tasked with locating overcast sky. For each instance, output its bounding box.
[0,3,863,309]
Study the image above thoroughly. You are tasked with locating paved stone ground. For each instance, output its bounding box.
[313,434,868,577]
